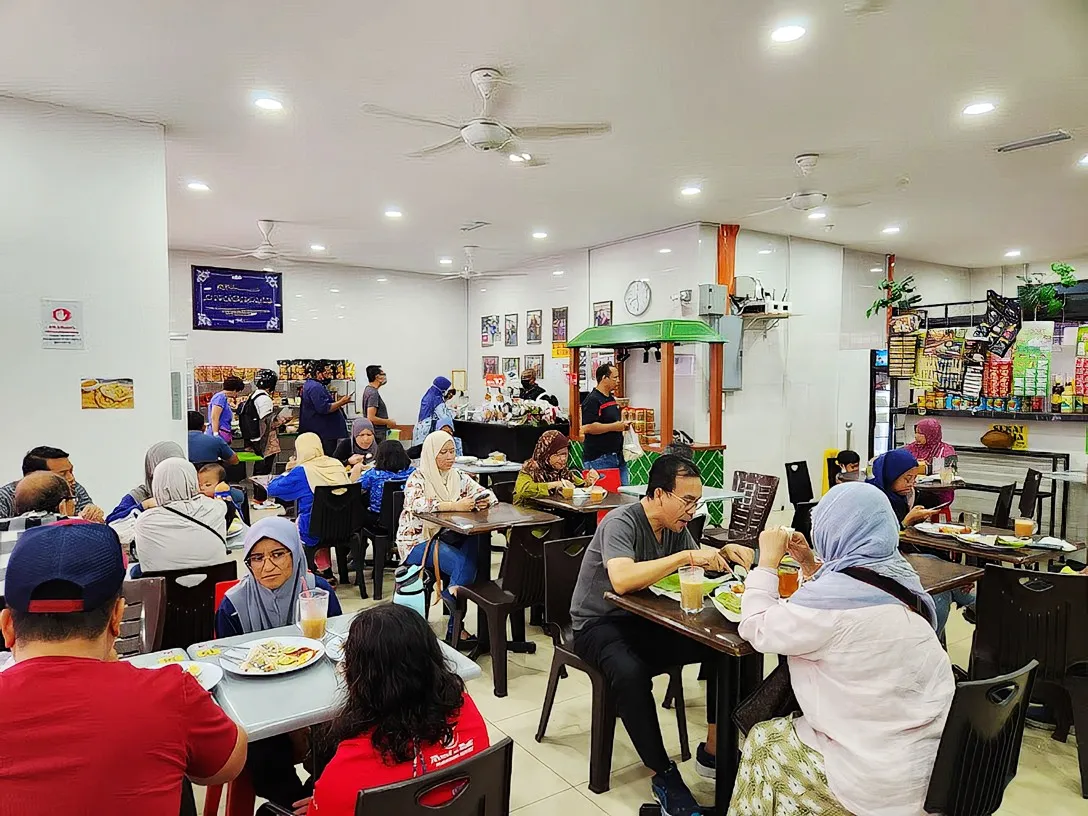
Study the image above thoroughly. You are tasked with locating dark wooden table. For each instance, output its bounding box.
[899,525,1083,567]
[533,491,639,514]
[905,553,984,594]
[914,479,968,492]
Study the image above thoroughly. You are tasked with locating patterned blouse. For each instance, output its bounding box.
[394,469,495,560]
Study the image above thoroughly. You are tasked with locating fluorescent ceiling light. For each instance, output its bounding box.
[882,225,901,234]
[254,97,283,111]
[963,101,996,116]
[1004,249,1022,258]
[807,211,827,220]
[384,209,402,218]
[186,181,209,192]
[310,244,326,252]
[439,258,453,265]
[758,249,773,255]
[680,185,701,196]
[532,231,548,239]
[771,25,806,42]
[553,270,565,276]
[659,248,672,254]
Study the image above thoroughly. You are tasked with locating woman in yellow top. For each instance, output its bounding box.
[513,430,599,506]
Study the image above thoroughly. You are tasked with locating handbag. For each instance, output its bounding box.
[732,662,799,736]
[392,534,443,620]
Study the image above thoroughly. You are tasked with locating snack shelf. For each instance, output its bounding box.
[891,406,1088,423]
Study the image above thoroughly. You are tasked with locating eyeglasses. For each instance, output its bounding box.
[245,548,292,569]
[665,491,703,511]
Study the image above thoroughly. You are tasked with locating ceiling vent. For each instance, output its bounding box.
[460,220,491,232]
[995,130,1072,153]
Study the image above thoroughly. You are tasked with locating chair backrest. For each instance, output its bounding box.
[687,514,707,544]
[116,577,166,658]
[924,661,1038,816]
[500,522,561,607]
[541,536,593,642]
[970,567,1088,688]
[141,561,239,650]
[593,468,621,493]
[784,461,814,505]
[356,736,514,816]
[490,481,515,504]
[381,488,407,533]
[825,457,840,494]
[406,444,424,460]
[729,471,780,536]
[991,483,1017,530]
[1017,468,1043,520]
[214,579,240,613]
[310,483,366,544]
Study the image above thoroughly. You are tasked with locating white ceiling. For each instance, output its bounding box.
[2,0,1087,272]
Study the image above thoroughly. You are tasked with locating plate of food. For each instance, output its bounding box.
[220,637,325,677]
[455,456,478,465]
[153,660,224,691]
[914,522,971,538]
[710,582,745,623]
[474,459,504,468]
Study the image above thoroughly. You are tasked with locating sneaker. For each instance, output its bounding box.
[1026,702,1057,731]
[695,742,716,779]
[651,763,703,816]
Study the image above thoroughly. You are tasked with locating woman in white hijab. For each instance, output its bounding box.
[133,457,229,573]
[395,430,496,646]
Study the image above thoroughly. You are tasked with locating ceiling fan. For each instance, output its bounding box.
[209,220,336,264]
[362,67,612,164]
[743,153,908,218]
[439,246,527,283]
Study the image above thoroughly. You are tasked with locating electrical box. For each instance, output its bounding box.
[698,283,728,317]
[721,315,743,391]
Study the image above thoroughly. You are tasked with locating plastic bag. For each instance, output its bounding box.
[623,427,644,462]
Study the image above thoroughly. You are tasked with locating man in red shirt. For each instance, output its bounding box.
[0,521,247,816]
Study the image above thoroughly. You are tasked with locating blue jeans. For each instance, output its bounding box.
[583,452,629,486]
[405,534,481,635]
[919,554,976,635]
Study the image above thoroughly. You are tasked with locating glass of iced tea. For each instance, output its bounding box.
[677,565,705,614]
[778,564,800,599]
[298,588,329,640]
[1013,517,1037,539]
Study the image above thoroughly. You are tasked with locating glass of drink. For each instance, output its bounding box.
[298,588,329,639]
[778,564,800,598]
[963,511,981,534]
[939,466,955,485]
[677,565,705,614]
[1013,517,1037,539]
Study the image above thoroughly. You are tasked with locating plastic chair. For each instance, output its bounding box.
[925,661,1039,815]
[115,577,166,658]
[785,461,819,539]
[705,471,780,550]
[490,481,515,504]
[687,514,707,544]
[535,537,690,793]
[310,483,367,589]
[360,485,406,600]
[1018,468,1043,522]
[140,562,238,650]
[987,483,1017,530]
[969,566,1088,796]
[591,468,621,493]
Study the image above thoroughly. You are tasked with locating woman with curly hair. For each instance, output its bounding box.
[307,604,490,814]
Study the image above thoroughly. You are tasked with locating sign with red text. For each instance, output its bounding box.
[41,299,84,350]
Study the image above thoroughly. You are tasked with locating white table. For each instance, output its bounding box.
[1042,470,1087,485]
[619,485,746,502]
[123,647,189,668]
[186,612,481,740]
[458,461,522,476]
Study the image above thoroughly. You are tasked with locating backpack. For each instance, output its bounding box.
[237,392,264,452]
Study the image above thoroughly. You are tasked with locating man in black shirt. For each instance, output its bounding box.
[518,369,546,402]
[581,363,631,484]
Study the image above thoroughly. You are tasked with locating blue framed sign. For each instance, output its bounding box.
[192,266,283,333]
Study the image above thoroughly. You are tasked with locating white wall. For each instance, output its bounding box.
[0,99,179,508]
[169,252,468,428]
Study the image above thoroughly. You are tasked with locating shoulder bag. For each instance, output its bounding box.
[392,533,444,620]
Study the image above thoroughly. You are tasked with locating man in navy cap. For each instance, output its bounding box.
[0,521,247,815]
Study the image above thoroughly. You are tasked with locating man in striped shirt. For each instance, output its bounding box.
[0,446,102,522]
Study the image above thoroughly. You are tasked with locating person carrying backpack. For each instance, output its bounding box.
[240,369,285,476]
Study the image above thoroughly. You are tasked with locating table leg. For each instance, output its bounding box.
[714,653,762,814]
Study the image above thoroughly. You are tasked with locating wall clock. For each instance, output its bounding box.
[624,279,652,316]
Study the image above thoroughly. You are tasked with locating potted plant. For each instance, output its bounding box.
[867,275,922,319]
[1018,262,1078,318]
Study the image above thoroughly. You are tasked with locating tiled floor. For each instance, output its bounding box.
[197,545,1084,815]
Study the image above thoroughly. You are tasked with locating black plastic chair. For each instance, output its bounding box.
[970,566,1088,796]
[535,536,690,794]
[785,461,818,539]
[925,661,1039,815]
[355,737,514,815]
[1018,468,1043,522]
[490,481,515,505]
[986,483,1017,530]
[140,562,238,649]
[359,484,406,600]
[310,483,367,590]
[687,514,706,545]
[116,577,166,658]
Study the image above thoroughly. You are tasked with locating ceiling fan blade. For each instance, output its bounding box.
[835,199,872,210]
[438,275,466,282]
[408,136,466,159]
[207,244,259,254]
[741,204,787,218]
[361,104,462,130]
[511,123,612,141]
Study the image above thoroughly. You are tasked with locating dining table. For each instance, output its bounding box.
[899,524,1084,568]
[914,478,969,492]
[618,485,747,502]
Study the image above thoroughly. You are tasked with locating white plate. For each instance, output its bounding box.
[220,636,325,677]
[710,584,744,622]
[326,635,346,662]
[914,522,969,538]
[455,456,478,465]
[473,460,504,468]
[153,660,224,691]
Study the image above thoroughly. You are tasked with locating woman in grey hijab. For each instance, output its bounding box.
[105,441,184,524]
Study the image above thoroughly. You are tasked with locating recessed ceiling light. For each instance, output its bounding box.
[290,318,298,322]
[480,288,487,292]
[771,25,806,42]
[384,209,402,219]
[963,101,996,116]
[376,277,388,283]
[262,267,274,272]
[337,315,345,319]
[1004,249,1022,258]
[758,249,773,255]
[310,244,326,252]
[680,185,701,196]
[312,317,319,321]
[329,288,340,293]
[294,294,303,298]
[254,97,283,111]
[882,225,901,234]
[186,181,209,192]
[532,231,548,239]
[521,153,532,161]
[439,258,453,265]
[1079,153,1088,166]
[869,266,883,273]
[807,211,827,220]
[509,154,524,162]
[553,270,565,276]
[659,248,672,254]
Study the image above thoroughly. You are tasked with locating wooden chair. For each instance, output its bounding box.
[310,483,367,589]
[535,537,690,794]
[359,485,406,600]
[925,661,1038,815]
[115,577,166,658]
[141,562,238,650]
[705,470,780,550]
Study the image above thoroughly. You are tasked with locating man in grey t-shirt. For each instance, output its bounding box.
[361,364,395,442]
[570,455,754,816]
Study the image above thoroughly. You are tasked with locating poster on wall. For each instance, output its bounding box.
[552,307,568,342]
[524,354,544,378]
[41,299,85,350]
[526,310,542,344]
[502,357,520,377]
[552,342,568,359]
[481,315,498,347]
[504,314,518,346]
[989,423,1028,451]
[81,377,134,410]
[192,266,282,333]
[482,356,499,377]
[451,370,467,393]
[592,300,613,326]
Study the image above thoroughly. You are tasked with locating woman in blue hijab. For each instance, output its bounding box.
[867,448,939,527]
[412,376,454,446]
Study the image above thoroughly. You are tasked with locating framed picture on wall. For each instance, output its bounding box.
[502,357,520,377]
[504,313,518,346]
[481,315,499,347]
[526,310,542,344]
[482,356,499,377]
[451,370,467,392]
[592,300,613,326]
[551,306,568,342]
[524,354,544,378]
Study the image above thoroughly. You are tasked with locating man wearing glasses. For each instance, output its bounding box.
[0,472,81,554]
[570,455,755,816]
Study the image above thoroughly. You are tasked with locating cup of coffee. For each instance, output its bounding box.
[298,588,329,640]
[677,565,705,614]
[1013,517,1037,539]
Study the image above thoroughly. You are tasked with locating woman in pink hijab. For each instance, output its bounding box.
[905,418,958,506]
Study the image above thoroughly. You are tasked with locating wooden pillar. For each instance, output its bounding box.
[568,346,581,439]
[708,342,723,445]
[659,342,675,451]
[884,253,896,339]
[717,224,740,295]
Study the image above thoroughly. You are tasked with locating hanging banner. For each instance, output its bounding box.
[192,266,282,333]
[41,299,84,350]
[551,341,568,359]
